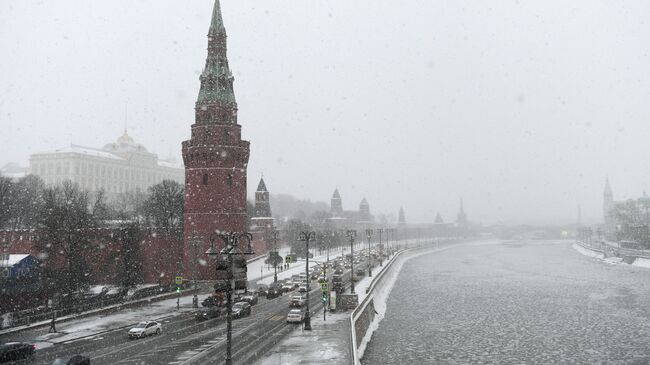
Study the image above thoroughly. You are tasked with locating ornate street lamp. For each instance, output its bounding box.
[366,229,373,277]
[205,231,254,365]
[346,230,357,294]
[299,231,316,330]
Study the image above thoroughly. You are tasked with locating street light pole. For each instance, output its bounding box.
[272,230,279,284]
[378,228,383,267]
[346,230,357,294]
[299,231,316,330]
[205,232,254,365]
[366,229,373,277]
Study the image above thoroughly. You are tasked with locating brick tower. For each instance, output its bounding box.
[182,0,250,280]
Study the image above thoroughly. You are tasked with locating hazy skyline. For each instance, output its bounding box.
[2,0,650,225]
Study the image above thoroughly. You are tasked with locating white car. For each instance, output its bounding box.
[286,309,303,323]
[128,321,161,339]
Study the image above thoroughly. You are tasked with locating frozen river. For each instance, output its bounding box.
[362,240,650,364]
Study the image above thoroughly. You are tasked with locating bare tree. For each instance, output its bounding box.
[142,180,184,232]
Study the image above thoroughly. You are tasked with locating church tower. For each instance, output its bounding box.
[331,189,343,216]
[182,0,250,280]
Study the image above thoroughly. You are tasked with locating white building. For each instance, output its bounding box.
[28,131,183,195]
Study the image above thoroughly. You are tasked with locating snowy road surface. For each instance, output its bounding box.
[362,239,650,364]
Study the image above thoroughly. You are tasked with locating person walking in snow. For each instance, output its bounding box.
[48,316,57,333]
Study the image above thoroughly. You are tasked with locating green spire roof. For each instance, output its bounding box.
[209,0,226,34]
[197,0,236,105]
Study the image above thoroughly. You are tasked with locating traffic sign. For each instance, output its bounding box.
[320,282,328,292]
[285,255,293,264]
[175,276,183,285]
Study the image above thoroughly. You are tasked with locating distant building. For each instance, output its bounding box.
[28,130,183,196]
[602,178,650,240]
[251,178,274,231]
[398,207,406,227]
[0,254,38,279]
[0,163,27,181]
[326,189,375,229]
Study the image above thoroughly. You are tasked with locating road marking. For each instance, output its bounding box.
[270,315,285,321]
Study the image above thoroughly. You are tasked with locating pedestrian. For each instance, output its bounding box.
[48,316,57,333]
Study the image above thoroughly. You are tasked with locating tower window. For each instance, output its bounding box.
[203,173,209,185]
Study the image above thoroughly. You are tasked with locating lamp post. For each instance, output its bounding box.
[378,228,383,266]
[366,229,373,277]
[189,233,202,307]
[205,231,254,365]
[272,230,279,284]
[346,230,357,294]
[299,231,316,330]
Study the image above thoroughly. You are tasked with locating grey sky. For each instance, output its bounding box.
[1,0,649,225]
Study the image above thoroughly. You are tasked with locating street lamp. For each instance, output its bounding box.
[366,229,373,277]
[346,230,357,294]
[299,231,316,330]
[377,228,383,266]
[272,230,279,284]
[205,231,254,365]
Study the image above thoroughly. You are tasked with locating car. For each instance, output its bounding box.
[255,284,269,297]
[266,286,282,299]
[286,309,304,323]
[128,321,161,339]
[232,302,251,318]
[0,342,35,363]
[334,267,344,274]
[202,296,219,307]
[194,306,220,320]
[239,293,258,305]
[50,355,91,365]
[289,295,306,307]
[298,284,309,293]
[281,283,294,293]
[291,281,301,288]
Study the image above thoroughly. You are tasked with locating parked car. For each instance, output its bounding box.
[194,307,220,320]
[127,321,161,339]
[239,293,258,305]
[286,309,304,323]
[0,342,35,363]
[231,302,251,319]
[289,295,306,307]
[50,355,91,365]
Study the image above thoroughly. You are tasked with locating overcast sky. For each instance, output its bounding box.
[1,0,650,225]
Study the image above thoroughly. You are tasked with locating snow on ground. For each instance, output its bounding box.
[572,243,605,259]
[633,257,650,269]
[31,294,196,345]
[572,242,650,269]
[255,311,350,365]
[246,245,292,284]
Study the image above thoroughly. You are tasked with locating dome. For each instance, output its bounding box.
[102,129,148,153]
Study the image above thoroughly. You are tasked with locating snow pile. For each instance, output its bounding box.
[572,243,604,259]
[632,257,650,269]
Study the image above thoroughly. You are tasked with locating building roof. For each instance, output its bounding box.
[256,178,268,192]
[0,254,31,268]
[34,145,124,160]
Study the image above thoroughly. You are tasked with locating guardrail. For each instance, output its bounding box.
[575,240,650,261]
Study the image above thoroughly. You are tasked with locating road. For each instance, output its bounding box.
[362,240,650,364]
[1,247,373,365]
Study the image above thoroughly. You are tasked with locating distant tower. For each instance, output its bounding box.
[603,177,614,235]
[331,189,343,216]
[457,199,468,235]
[182,0,250,280]
[251,177,274,231]
[434,212,444,224]
[358,197,371,222]
[398,207,406,226]
[253,178,271,218]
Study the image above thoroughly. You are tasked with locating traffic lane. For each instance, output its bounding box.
[86,288,298,364]
[32,310,205,364]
